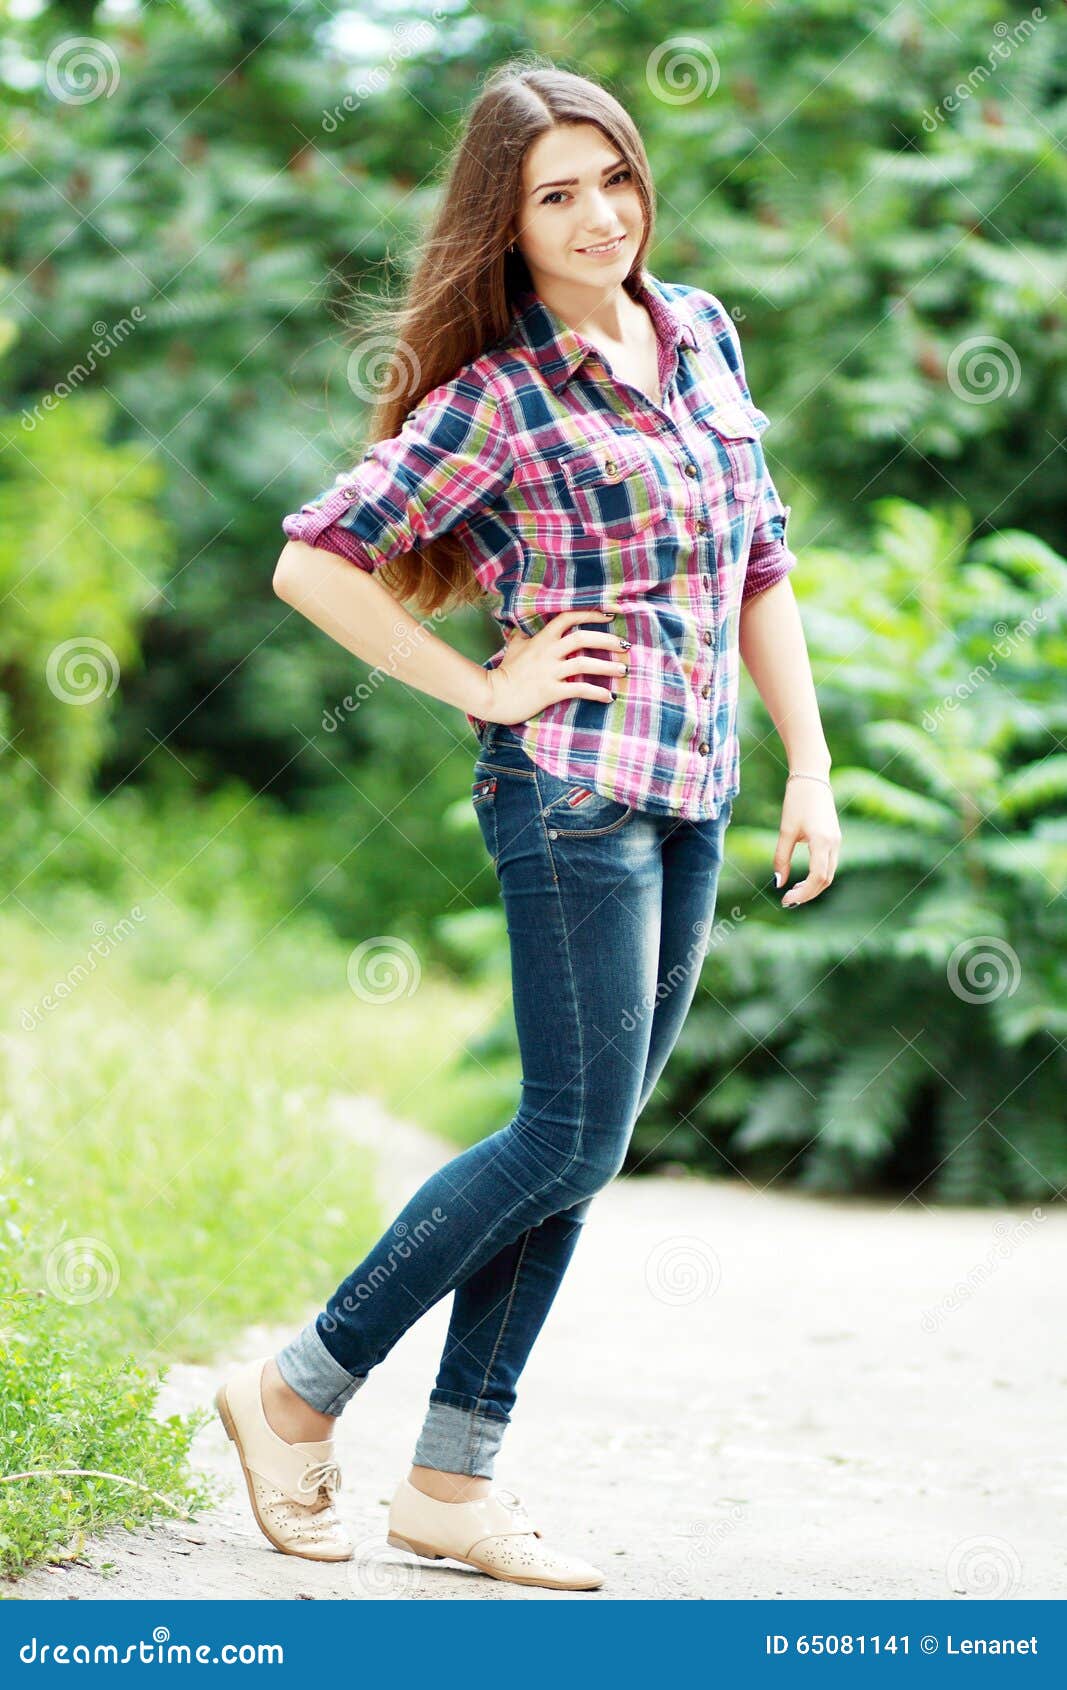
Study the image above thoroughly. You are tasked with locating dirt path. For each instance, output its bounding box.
[12,1094,1066,1600]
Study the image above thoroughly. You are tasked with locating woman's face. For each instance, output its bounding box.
[513,122,645,293]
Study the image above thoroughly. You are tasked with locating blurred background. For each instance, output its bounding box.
[1,0,1065,1574]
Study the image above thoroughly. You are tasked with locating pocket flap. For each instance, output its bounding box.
[558,439,648,488]
[705,403,767,440]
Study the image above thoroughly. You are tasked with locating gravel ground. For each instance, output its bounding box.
[11,1093,1066,1601]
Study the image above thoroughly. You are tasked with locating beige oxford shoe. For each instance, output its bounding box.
[214,1355,353,1562]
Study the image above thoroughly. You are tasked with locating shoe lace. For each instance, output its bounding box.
[297,1457,342,1505]
[493,1486,540,1537]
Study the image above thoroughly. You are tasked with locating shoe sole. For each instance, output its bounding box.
[215,1382,353,1563]
[385,1530,603,1590]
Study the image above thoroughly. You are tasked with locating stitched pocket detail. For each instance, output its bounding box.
[470,774,499,868]
[537,774,636,838]
[557,440,665,539]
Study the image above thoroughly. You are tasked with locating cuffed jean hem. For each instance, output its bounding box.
[411,1398,510,1479]
[274,1319,368,1417]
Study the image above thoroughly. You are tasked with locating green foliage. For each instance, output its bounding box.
[0,1183,218,1580]
[633,499,1067,1202]
[0,390,170,801]
[0,898,396,1577]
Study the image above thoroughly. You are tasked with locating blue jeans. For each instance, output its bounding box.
[275,723,733,1476]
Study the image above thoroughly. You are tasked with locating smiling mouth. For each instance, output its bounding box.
[576,235,626,254]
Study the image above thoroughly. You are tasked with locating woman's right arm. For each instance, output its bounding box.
[274,540,623,724]
[276,369,626,722]
[273,537,494,718]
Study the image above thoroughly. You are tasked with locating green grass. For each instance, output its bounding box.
[0,889,498,1580]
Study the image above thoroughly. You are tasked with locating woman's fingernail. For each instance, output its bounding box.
[774,871,783,887]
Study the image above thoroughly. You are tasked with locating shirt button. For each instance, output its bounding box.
[703,629,713,645]
[701,683,711,698]
[695,518,709,533]
[340,485,357,500]
[604,458,618,476]
[698,741,709,755]
[684,462,698,477]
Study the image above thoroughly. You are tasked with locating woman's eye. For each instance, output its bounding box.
[541,168,632,207]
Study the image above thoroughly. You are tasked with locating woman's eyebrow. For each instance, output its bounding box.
[529,156,628,195]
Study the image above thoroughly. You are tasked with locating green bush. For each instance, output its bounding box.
[0,1184,217,1580]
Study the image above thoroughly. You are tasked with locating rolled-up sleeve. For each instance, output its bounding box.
[281,371,513,572]
[743,483,796,603]
[701,291,798,604]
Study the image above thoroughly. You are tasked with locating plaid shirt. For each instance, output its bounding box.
[281,269,796,820]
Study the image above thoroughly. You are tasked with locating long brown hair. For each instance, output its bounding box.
[337,56,657,617]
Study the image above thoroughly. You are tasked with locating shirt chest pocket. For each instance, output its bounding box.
[698,401,767,504]
[557,440,665,540]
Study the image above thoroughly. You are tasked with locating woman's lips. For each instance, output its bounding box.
[575,234,626,255]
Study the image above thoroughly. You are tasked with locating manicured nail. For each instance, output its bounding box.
[774,871,783,887]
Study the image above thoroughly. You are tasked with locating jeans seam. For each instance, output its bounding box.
[549,823,587,1172]
[464,1227,534,1470]
[459,853,601,1463]
[431,834,587,1294]
[531,761,560,884]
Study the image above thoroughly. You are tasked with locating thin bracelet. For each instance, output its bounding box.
[787,771,833,790]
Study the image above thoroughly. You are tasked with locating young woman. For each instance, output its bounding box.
[215,61,840,1593]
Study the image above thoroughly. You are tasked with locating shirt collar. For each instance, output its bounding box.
[507,268,703,394]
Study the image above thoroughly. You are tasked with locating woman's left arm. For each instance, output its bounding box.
[738,576,842,908]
